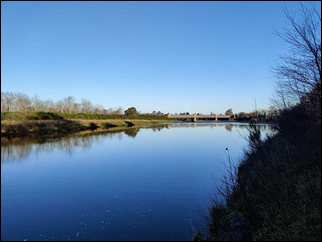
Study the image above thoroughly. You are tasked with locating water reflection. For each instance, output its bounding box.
[170,121,272,130]
[1,126,169,163]
[225,124,233,132]
[1,123,272,164]
[1,122,274,241]
[123,128,140,138]
[2,135,99,163]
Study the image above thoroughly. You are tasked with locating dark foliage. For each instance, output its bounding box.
[208,100,321,240]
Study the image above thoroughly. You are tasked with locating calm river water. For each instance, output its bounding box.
[1,122,272,241]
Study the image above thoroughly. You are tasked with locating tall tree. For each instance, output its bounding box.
[125,107,139,116]
[274,5,321,109]
[225,108,234,116]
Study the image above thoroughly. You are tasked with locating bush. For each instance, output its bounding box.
[28,112,64,120]
[208,103,321,241]
[1,112,64,121]
[102,122,118,129]
[88,122,99,130]
[124,107,138,117]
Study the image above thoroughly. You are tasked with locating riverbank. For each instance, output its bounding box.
[204,102,321,241]
[1,118,169,143]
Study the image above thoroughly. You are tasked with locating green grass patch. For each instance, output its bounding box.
[1,112,170,121]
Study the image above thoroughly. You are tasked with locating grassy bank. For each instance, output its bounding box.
[1,112,170,142]
[203,102,321,241]
[1,111,170,121]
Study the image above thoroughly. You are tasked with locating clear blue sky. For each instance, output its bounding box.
[1,1,320,113]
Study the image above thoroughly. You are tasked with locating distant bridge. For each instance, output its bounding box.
[167,114,234,122]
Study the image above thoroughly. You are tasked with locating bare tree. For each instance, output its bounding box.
[80,98,93,113]
[15,93,32,111]
[274,4,321,109]
[1,92,10,112]
[61,96,75,113]
[0,92,124,115]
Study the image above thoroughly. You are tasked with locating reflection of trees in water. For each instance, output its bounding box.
[123,128,140,138]
[123,125,168,137]
[1,126,171,163]
[151,124,169,132]
[225,124,233,132]
[1,132,122,163]
[1,124,272,163]
[1,143,33,163]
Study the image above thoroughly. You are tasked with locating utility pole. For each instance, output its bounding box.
[254,99,257,112]
[254,99,258,120]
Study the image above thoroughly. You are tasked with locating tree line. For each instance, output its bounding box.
[0,92,169,118]
[1,92,123,115]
